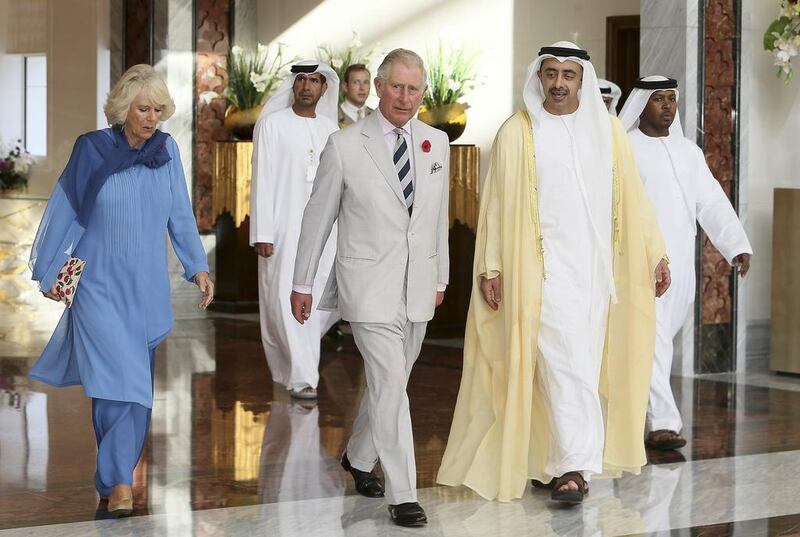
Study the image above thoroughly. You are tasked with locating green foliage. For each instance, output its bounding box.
[422,41,481,110]
[764,16,791,50]
[764,1,800,82]
[316,33,379,105]
[222,43,293,110]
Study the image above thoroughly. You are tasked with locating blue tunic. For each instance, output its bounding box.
[29,130,208,408]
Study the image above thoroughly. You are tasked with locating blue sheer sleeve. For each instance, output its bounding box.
[29,136,96,292]
[165,138,209,281]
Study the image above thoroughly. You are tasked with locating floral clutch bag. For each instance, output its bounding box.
[55,257,85,308]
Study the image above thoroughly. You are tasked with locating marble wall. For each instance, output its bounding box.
[232,0,258,48]
[195,0,231,231]
[640,0,701,142]
[697,0,740,374]
[158,0,196,201]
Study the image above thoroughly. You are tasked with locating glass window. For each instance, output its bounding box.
[24,55,47,156]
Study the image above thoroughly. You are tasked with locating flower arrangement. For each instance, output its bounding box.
[422,40,481,110]
[764,0,800,82]
[0,140,34,193]
[202,43,293,109]
[316,32,379,104]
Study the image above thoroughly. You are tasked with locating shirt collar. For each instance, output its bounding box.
[341,99,364,115]
[376,108,411,137]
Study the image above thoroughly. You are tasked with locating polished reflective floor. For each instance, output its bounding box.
[2,295,800,536]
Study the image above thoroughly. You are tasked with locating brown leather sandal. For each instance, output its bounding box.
[550,472,588,504]
[645,429,687,451]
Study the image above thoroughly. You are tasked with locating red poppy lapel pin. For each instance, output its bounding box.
[421,139,431,153]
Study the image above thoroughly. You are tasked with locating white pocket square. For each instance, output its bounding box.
[430,162,443,174]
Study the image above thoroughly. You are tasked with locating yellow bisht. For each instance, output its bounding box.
[436,110,666,501]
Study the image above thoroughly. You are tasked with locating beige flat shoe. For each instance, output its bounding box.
[107,484,133,517]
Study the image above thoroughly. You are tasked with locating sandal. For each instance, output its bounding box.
[289,386,318,400]
[550,472,588,504]
[645,429,686,451]
[531,478,555,490]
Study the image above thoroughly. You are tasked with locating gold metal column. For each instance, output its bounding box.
[211,142,253,228]
[430,144,481,335]
[449,145,480,233]
[210,141,258,312]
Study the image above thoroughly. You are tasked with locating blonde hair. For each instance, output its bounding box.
[104,64,175,126]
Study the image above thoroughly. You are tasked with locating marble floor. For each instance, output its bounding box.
[2,295,800,536]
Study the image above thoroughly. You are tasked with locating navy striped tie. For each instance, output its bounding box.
[393,128,413,214]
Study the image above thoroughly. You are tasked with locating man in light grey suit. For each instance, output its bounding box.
[290,48,450,527]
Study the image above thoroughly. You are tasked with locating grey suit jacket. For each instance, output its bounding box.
[293,112,450,323]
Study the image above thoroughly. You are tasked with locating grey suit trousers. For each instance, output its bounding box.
[346,298,427,505]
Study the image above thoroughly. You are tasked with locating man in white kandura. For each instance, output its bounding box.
[291,48,450,527]
[598,78,622,115]
[619,75,753,451]
[438,42,670,505]
[250,61,341,400]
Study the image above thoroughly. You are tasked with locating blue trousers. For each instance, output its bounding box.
[92,347,154,497]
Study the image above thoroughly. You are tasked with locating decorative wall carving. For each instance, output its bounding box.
[195,0,231,230]
[699,0,739,372]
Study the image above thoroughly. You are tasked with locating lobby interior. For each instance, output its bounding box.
[2,0,800,535]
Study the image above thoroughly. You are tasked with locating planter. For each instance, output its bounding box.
[0,187,26,198]
[417,103,467,143]
[224,105,264,141]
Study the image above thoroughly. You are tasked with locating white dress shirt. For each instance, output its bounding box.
[376,108,416,190]
[341,99,370,123]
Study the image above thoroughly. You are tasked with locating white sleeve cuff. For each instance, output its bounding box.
[292,284,313,294]
[437,283,447,292]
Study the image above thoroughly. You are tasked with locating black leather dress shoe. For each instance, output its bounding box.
[388,502,427,527]
[341,453,384,498]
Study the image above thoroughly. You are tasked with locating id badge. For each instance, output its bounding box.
[306,165,317,183]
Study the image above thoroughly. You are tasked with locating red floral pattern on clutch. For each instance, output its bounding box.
[55,257,85,309]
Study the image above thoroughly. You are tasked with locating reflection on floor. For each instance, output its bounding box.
[2,301,800,536]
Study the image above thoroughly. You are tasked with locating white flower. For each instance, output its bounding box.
[776,38,799,64]
[446,79,462,92]
[250,71,270,93]
[231,45,243,56]
[11,151,34,174]
[14,160,29,174]
[349,32,362,49]
[331,58,344,69]
[200,91,219,104]
[257,43,267,55]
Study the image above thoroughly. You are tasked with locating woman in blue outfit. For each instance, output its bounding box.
[28,64,214,516]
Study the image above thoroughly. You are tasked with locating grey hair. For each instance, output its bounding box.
[104,64,175,126]
[376,48,428,87]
